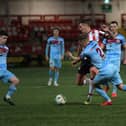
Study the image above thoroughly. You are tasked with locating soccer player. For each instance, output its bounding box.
[78,19,105,101]
[102,21,126,97]
[66,36,98,86]
[0,30,20,105]
[80,33,126,106]
[45,27,64,86]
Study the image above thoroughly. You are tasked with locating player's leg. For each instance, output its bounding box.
[103,84,110,93]
[91,66,115,106]
[111,85,118,97]
[2,70,20,105]
[111,61,120,97]
[48,59,55,86]
[76,73,84,85]
[111,72,126,91]
[95,85,112,106]
[77,65,87,85]
[54,68,59,86]
[84,66,99,104]
[53,59,62,86]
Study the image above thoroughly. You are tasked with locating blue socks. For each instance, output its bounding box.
[96,88,111,101]
[54,71,59,82]
[112,85,117,93]
[49,69,53,79]
[49,69,59,83]
[6,85,16,98]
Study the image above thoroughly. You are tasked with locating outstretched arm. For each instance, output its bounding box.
[66,51,81,65]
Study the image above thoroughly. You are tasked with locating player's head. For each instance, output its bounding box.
[109,21,118,33]
[100,23,109,32]
[52,27,60,37]
[0,30,8,44]
[79,19,92,34]
[78,33,89,47]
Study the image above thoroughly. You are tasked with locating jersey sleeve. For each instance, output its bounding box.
[121,35,126,46]
[45,38,50,57]
[61,38,65,56]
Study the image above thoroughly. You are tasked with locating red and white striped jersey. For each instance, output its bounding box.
[88,29,105,42]
[88,29,105,47]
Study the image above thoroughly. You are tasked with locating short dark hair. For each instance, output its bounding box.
[0,30,8,36]
[52,27,60,31]
[110,21,118,26]
[79,19,92,26]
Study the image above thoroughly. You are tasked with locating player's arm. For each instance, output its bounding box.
[66,51,81,65]
[66,51,80,60]
[121,36,126,64]
[89,66,99,79]
[122,44,126,64]
[61,38,65,60]
[45,40,50,61]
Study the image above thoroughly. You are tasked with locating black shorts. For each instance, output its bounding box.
[78,64,93,75]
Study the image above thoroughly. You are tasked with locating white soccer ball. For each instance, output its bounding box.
[55,94,66,105]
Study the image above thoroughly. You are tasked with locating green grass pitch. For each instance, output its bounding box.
[0,62,126,126]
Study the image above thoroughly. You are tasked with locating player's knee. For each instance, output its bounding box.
[10,77,20,85]
[117,84,123,90]
[50,67,55,71]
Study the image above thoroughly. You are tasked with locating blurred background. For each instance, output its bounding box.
[0,0,126,67]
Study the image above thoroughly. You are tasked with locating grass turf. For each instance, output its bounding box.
[0,62,126,126]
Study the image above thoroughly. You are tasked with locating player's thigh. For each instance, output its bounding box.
[1,70,16,84]
[111,72,123,86]
[49,59,55,67]
[93,69,111,84]
[55,59,62,68]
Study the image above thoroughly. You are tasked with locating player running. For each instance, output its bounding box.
[0,30,20,106]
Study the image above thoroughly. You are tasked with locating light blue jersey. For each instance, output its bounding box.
[0,45,8,70]
[80,41,105,69]
[103,33,126,72]
[45,36,64,59]
[45,36,64,68]
[0,45,15,83]
[80,41,122,86]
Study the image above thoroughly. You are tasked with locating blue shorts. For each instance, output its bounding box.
[0,69,15,83]
[104,57,121,72]
[49,58,62,68]
[93,64,122,86]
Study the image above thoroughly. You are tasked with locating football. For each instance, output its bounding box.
[55,94,66,105]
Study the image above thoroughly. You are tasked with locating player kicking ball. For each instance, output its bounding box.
[79,33,126,106]
[0,30,20,106]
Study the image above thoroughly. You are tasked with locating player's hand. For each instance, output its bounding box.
[66,51,73,58]
[61,55,64,60]
[71,60,77,66]
[123,58,126,65]
[45,56,49,61]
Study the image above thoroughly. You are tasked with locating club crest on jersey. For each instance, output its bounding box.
[107,39,121,43]
[51,40,60,44]
[0,47,8,53]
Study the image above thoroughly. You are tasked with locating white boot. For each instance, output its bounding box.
[54,81,59,87]
[48,78,52,86]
